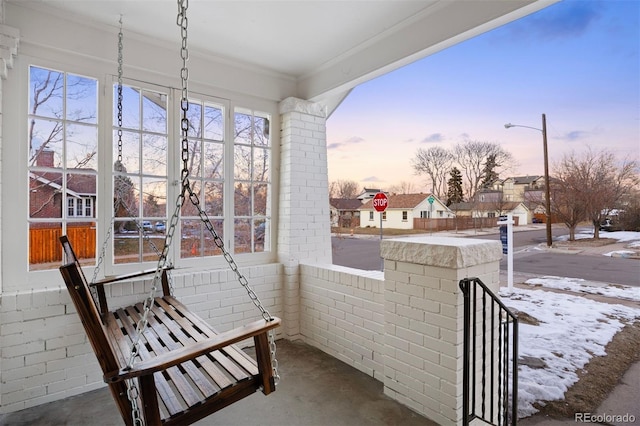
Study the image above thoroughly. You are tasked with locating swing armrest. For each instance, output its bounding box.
[91,266,174,287]
[104,317,280,383]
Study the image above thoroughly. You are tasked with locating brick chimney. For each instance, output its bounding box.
[36,149,55,167]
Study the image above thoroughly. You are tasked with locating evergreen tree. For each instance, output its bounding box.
[480,154,500,188]
[446,167,464,206]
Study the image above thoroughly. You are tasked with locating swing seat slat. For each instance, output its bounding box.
[59,236,280,426]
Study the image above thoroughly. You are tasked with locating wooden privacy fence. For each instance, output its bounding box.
[30,224,96,264]
[413,217,509,232]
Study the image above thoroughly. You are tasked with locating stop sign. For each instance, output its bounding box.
[372,192,388,212]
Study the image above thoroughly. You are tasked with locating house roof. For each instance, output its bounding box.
[360,193,441,210]
[330,198,363,211]
[509,176,544,185]
[30,171,97,196]
[13,1,556,105]
[449,201,529,212]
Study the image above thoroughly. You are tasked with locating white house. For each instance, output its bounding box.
[449,201,531,225]
[359,193,453,230]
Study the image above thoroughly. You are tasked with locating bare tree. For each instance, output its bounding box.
[329,180,360,198]
[558,148,639,239]
[411,146,453,198]
[388,181,416,195]
[453,140,516,200]
[549,168,585,241]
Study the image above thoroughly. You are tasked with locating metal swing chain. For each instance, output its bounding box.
[173,3,278,384]
[125,2,279,422]
[92,16,125,287]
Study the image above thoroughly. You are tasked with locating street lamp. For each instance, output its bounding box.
[504,113,553,248]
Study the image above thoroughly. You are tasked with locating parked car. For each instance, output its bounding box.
[142,221,153,232]
[532,217,543,224]
[155,222,166,233]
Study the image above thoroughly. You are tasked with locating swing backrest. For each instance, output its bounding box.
[59,237,122,385]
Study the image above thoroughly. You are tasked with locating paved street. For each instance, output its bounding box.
[331,226,640,287]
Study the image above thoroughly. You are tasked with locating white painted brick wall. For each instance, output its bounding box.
[299,262,385,380]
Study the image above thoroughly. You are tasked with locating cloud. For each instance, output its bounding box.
[345,136,365,145]
[420,133,444,143]
[327,136,365,150]
[362,176,381,182]
[560,130,590,141]
[502,2,602,42]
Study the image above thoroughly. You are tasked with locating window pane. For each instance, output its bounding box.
[115,130,140,174]
[234,218,251,254]
[253,219,267,253]
[142,178,166,218]
[114,221,140,263]
[142,234,165,262]
[29,119,63,168]
[187,139,202,178]
[29,67,63,119]
[114,175,139,217]
[181,219,203,258]
[204,104,223,141]
[234,183,250,216]
[66,74,98,124]
[66,123,98,169]
[186,102,202,137]
[30,171,63,218]
[203,142,223,179]
[234,145,251,180]
[119,86,140,130]
[68,198,75,217]
[253,183,268,216]
[203,219,223,257]
[181,180,201,217]
[253,114,270,147]
[28,222,63,270]
[253,147,269,182]
[204,181,223,216]
[234,111,252,145]
[142,90,167,133]
[142,134,167,175]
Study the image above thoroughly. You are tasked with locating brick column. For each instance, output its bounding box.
[277,97,331,339]
[380,236,502,425]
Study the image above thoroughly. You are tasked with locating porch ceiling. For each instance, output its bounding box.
[11,0,556,103]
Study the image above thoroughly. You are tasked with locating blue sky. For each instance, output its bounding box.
[326,0,639,192]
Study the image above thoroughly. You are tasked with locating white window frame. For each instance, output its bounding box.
[2,54,277,291]
[67,197,94,218]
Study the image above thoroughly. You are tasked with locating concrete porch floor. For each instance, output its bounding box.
[0,339,436,426]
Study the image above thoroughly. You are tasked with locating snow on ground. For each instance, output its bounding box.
[500,230,640,417]
[499,287,640,418]
[524,276,640,302]
[555,229,640,243]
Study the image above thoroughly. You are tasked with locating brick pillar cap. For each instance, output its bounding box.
[380,237,502,269]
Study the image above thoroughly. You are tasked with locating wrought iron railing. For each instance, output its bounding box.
[460,277,519,426]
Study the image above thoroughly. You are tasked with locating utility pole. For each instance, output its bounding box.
[542,113,552,247]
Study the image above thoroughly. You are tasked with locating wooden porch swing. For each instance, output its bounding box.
[58,4,280,425]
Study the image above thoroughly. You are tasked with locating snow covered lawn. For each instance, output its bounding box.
[500,282,640,418]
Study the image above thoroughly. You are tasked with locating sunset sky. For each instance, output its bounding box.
[326,0,639,193]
